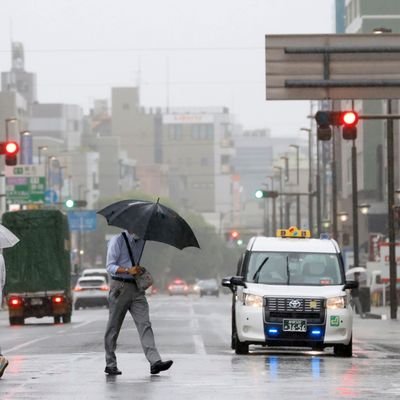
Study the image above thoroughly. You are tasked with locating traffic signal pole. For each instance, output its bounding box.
[331,128,338,241]
[272,197,277,234]
[386,100,397,319]
[316,140,322,236]
[308,130,313,235]
[351,139,359,268]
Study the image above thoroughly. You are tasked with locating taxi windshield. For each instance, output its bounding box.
[246,252,344,286]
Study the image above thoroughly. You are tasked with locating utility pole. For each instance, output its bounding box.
[386,99,397,319]
[351,138,359,268]
[300,128,313,234]
[331,127,338,241]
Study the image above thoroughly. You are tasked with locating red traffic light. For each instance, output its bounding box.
[341,111,358,126]
[0,141,19,155]
[230,230,239,239]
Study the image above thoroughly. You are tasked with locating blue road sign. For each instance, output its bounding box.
[44,189,58,204]
[67,210,97,231]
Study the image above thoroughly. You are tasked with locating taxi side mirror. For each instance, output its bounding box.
[221,276,247,290]
[344,280,359,290]
[230,276,247,288]
[221,277,232,288]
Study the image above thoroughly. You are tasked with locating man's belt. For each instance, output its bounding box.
[111,276,136,283]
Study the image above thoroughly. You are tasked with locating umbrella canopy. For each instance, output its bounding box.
[97,199,200,252]
[0,223,19,248]
[345,266,367,277]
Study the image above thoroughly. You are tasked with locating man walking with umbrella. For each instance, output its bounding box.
[104,228,173,375]
[99,198,199,375]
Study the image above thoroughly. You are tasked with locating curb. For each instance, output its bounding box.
[365,312,387,320]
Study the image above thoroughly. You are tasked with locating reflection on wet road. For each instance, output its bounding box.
[0,295,399,399]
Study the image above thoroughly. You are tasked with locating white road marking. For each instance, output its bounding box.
[6,335,52,353]
[189,302,207,355]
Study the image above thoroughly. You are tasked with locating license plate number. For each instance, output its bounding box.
[283,319,307,332]
[31,298,43,305]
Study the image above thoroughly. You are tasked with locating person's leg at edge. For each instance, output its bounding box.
[0,347,9,378]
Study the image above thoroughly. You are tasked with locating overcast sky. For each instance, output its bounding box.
[0,0,334,137]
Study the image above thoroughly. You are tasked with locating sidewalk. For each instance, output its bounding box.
[365,305,389,319]
[365,305,400,320]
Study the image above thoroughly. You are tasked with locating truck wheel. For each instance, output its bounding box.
[334,336,352,357]
[62,314,71,324]
[9,317,24,325]
[234,333,249,355]
[54,316,61,324]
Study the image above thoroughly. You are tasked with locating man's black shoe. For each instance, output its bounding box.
[104,366,122,375]
[150,360,173,375]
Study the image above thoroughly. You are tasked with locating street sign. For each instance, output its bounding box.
[5,164,45,177]
[5,164,46,204]
[265,34,400,100]
[44,189,58,204]
[6,176,46,204]
[67,210,97,232]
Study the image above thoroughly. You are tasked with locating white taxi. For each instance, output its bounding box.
[222,227,358,357]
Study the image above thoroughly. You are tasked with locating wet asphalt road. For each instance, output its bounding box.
[0,294,400,399]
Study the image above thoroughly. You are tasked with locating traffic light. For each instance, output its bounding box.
[314,110,359,141]
[315,111,333,141]
[255,190,279,199]
[341,111,359,140]
[0,141,19,166]
[65,199,75,208]
[230,230,240,240]
[65,199,87,208]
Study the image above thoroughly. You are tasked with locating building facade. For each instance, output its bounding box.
[162,107,235,217]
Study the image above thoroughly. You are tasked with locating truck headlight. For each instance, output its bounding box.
[326,296,346,309]
[243,294,263,307]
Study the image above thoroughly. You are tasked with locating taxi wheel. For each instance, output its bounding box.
[231,314,237,349]
[234,334,249,355]
[333,336,352,357]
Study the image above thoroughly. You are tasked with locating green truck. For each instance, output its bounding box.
[2,209,73,325]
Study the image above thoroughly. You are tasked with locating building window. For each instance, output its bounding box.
[122,103,130,110]
[92,172,99,189]
[168,124,183,140]
[221,154,230,164]
[191,124,200,139]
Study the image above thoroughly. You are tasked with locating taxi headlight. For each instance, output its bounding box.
[243,294,263,307]
[326,296,346,309]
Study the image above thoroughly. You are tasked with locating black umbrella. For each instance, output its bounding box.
[97,199,200,260]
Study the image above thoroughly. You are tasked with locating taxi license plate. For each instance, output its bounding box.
[31,298,43,306]
[283,319,307,332]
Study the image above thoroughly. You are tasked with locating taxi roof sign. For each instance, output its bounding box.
[276,226,311,238]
